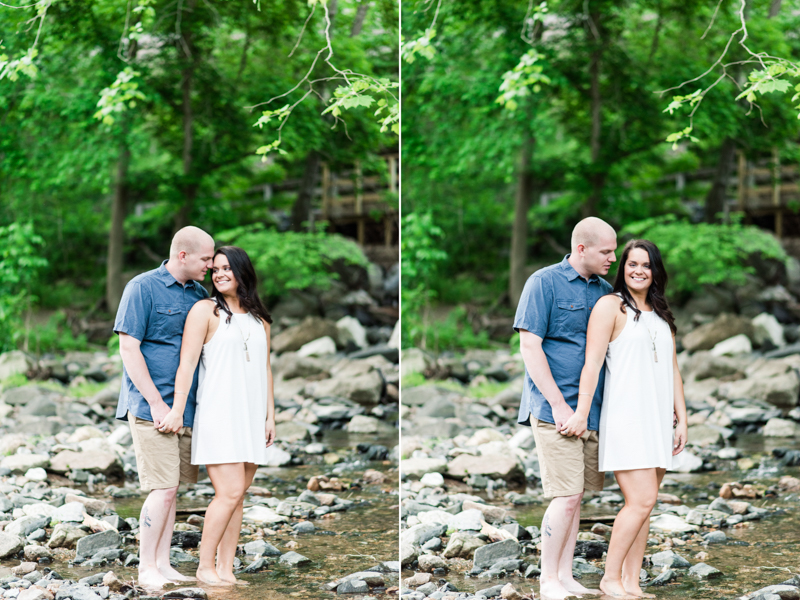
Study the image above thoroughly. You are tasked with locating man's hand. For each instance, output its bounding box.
[560,411,587,438]
[265,418,276,448]
[551,401,575,433]
[160,408,184,434]
[150,400,172,430]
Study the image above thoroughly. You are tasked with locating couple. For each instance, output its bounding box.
[515,217,689,600]
[114,226,277,588]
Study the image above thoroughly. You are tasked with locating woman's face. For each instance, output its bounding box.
[624,247,652,294]
[212,254,238,295]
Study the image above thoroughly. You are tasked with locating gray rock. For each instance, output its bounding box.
[18,397,57,417]
[337,579,369,594]
[651,550,691,569]
[708,498,733,514]
[646,569,676,586]
[272,317,339,354]
[0,454,50,474]
[473,539,520,569]
[75,530,120,559]
[404,523,447,547]
[54,584,102,600]
[416,397,456,419]
[703,531,727,544]
[279,551,311,567]
[162,589,210,599]
[170,548,199,564]
[47,523,88,549]
[293,521,315,534]
[748,585,800,600]
[688,562,722,579]
[6,516,50,538]
[418,554,447,572]
[0,532,23,558]
[443,531,487,559]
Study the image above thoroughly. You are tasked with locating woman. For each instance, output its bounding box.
[560,239,688,599]
[160,246,277,585]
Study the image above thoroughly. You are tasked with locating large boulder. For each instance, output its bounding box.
[49,450,122,476]
[0,351,34,381]
[306,370,383,405]
[443,531,487,559]
[400,348,433,378]
[763,418,800,437]
[719,372,800,409]
[0,532,23,559]
[75,530,120,559]
[47,523,88,549]
[272,317,340,354]
[753,313,786,348]
[0,454,50,474]
[682,314,755,353]
[446,454,521,479]
[473,539,520,569]
[401,457,448,477]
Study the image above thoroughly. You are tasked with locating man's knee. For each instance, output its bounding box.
[149,486,179,505]
[554,492,583,514]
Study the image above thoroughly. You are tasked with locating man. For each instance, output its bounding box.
[114,226,215,589]
[514,217,617,600]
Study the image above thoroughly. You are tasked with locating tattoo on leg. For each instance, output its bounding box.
[543,514,552,537]
[142,506,152,528]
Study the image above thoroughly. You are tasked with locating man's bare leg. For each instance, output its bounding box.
[138,486,179,589]
[216,463,257,584]
[558,493,599,596]
[155,492,196,582]
[540,493,583,599]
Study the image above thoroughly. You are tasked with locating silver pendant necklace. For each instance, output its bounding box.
[230,313,251,361]
[645,313,658,363]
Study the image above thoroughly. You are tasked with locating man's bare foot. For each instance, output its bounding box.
[159,564,196,582]
[599,577,636,599]
[622,586,654,599]
[138,569,173,590]
[541,579,579,599]
[195,567,232,586]
[562,579,600,596]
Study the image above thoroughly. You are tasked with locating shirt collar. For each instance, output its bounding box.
[561,254,600,283]
[157,260,195,289]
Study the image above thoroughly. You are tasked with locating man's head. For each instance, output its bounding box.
[570,217,617,277]
[169,226,215,282]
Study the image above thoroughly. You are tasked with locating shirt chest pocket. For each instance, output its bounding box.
[553,300,586,335]
[153,305,185,337]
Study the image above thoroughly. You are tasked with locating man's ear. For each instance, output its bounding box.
[178,250,187,263]
[575,244,586,257]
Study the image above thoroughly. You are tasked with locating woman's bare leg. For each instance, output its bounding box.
[620,468,666,598]
[599,469,659,598]
[196,463,248,585]
[216,463,258,584]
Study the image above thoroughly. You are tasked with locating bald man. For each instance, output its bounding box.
[513,217,617,600]
[114,226,215,589]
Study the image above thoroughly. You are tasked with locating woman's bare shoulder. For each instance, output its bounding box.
[189,298,217,317]
[593,293,623,313]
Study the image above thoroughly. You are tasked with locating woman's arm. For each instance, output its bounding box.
[672,333,688,455]
[560,296,619,437]
[264,321,276,447]
[161,302,212,433]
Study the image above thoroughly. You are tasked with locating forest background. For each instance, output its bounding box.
[401,0,800,357]
[0,0,399,357]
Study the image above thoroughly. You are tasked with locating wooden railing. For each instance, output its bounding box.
[737,149,800,238]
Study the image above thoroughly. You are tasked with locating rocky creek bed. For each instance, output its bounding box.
[0,306,400,600]
[400,306,800,600]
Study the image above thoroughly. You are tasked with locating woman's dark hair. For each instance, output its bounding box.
[208,246,272,325]
[613,239,676,335]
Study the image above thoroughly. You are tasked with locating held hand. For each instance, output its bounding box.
[150,400,171,429]
[551,402,575,434]
[673,422,688,455]
[560,412,587,438]
[265,419,276,448]
[160,408,184,434]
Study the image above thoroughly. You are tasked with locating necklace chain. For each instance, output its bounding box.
[644,312,658,363]
[230,313,252,362]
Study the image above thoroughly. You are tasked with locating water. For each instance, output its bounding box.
[19,430,400,599]
[402,438,800,598]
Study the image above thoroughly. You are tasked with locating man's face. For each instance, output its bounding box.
[182,242,215,281]
[580,233,617,276]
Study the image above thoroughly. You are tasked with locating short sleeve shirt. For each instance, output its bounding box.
[513,255,613,430]
[114,260,209,427]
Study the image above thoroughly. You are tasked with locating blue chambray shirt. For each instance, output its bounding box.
[514,255,613,431]
[114,260,209,427]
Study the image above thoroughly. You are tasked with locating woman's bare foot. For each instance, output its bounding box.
[622,586,654,599]
[195,567,232,586]
[599,577,636,598]
[217,570,250,585]
[540,579,578,599]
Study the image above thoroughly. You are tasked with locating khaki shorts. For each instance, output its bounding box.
[128,412,199,491]
[531,418,604,498]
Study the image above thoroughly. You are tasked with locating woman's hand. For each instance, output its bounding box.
[265,418,276,448]
[560,412,588,438]
[159,408,184,434]
[673,421,688,455]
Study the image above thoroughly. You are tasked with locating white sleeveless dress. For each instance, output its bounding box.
[191,307,273,465]
[598,297,675,472]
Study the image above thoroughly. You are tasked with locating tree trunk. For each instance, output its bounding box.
[769,0,782,17]
[106,144,129,313]
[509,135,535,307]
[351,3,368,37]
[174,0,196,232]
[583,27,603,218]
[291,152,320,231]
[705,138,736,223]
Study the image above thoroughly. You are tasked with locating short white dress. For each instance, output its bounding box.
[598,296,674,472]
[191,305,273,465]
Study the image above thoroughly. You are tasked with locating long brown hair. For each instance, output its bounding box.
[208,246,272,325]
[613,239,676,334]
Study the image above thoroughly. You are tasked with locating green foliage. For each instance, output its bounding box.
[69,380,107,398]
[107,334,120,357]
[27,312,89,355]
[93,67,146,126]
[217,225,368,300]
[0,373,28,390]
[496,49,551,111]
[400,371,427,389]
[0,223,48,352]
[621,215,787,295]
[405,305,492,353]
